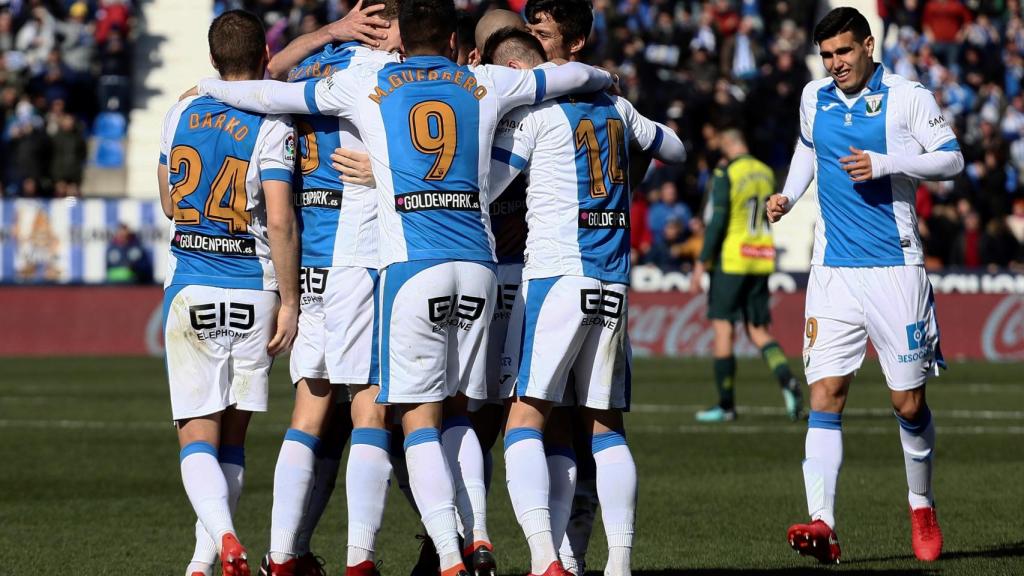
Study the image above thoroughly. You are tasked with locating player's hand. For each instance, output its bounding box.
[267,303,298,356]
[766,193,789,223]
[325,0,390,47]
[690,261,706,294]
[179,86,198,100]
[332,148,375,188]
[840,146,874,182]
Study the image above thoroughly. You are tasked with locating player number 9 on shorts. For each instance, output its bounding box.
[805,317,818,348]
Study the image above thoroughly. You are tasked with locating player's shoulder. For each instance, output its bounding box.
[162,96,198,134]
[881,69,936,102]
[800,76,835,103]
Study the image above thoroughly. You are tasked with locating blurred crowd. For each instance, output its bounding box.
[0,0,134,198]
[21,0,1014,273]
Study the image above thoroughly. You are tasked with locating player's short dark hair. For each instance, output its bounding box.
[813,7,872,44]
[482,26,546,66]
[363,0,402,21]
[457,10,477,52]
[525,0,594,45]
[208,10,266,77]
[399,0,457,55]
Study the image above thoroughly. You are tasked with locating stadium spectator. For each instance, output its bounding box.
[647,180,692,243]
[0,0,135,197]
[647,215,689,270]
[105,222,152,283]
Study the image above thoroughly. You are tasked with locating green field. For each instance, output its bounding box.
[1,357,1022,575]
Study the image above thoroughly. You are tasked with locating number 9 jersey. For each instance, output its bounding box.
[159,95,295,291]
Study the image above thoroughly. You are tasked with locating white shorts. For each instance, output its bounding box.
[471,262,524,412]
[803,265,943,390]
[503,276,630,410]
[163,285,279,420]
[376,259,496,404]
[289,266,379,386]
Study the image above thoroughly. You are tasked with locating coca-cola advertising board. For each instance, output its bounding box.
[1,286,1023,360]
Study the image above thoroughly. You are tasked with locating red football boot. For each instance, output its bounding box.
[528,561,573,576]
[787,519,841,564]
[462,541,497,576]
[220,533,252,576]
[910,506,943,561]
[345,560,380,576]
[295,553,327,576]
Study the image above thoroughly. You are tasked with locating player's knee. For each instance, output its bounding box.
[892,392,927,422]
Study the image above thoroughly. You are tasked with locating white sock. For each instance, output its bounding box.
[546,447,577,554]
[295,453,342,556]
[346,428,393,566]
[483,449,494,493]
[505,428,557,575]
[191,446,247,569]
[269,429,320,560]
[803,411,843,529]
[593,432,636,576]
[405,428,463,571]
[897,406,936,509]
[441,417,490,548]
[180,442,234,547]
[390,440,419,515]
[559,465,597,575]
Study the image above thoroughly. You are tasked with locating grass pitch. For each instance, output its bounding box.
[1,357,1021,575]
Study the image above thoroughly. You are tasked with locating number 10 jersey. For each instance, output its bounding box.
[159,95,294,291]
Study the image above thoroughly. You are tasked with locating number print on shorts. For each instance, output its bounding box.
[580,289,624,318]
[805,317,818,348]
[300,268,329,295]
[427,295,487,330]
[189,302,256,331]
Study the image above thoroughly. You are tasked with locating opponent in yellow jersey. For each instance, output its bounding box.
[691,129,803,422]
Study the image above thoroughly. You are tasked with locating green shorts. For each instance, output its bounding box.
[707,271,772,326]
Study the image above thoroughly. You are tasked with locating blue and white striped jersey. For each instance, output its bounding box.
[159,96,294,290]
[800,65,960,267]
[491,92,668,285]
[288,43,400,269]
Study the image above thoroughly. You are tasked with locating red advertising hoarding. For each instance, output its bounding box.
[1,286,1023,360]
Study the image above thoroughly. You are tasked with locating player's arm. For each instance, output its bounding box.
[260,117,300,355]
[157,104,180,220]
[199,69,356,118]
[486,62,614,114]
[768,84,817,223]
[692,169,729,293]
[866,86,964,181]
[614,96,686,164]
[266,0,389,79]
[489,108,536,201]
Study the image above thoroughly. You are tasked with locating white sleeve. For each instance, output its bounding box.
[798,82,816,150]
[159,106,177,166]
[613,96,685,163]
[906,84,960,152]
[483,62,614,115]
[490,107,537,200]
[199,78,312,114]
[866,84,964,180]
[781,139,816,205]
[258,115,296,184]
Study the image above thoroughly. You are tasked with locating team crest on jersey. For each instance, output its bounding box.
[865,94,884,117]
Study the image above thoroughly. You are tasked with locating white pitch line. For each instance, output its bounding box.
[628,424,1024,436]
[630,404,1024,421]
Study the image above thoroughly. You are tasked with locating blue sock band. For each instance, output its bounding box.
[352,427,391,452]
[284,428,321,452]
[592,431,627,454]
[504,427,543,451]
[180,441,218,462]
[808,410,842,430]
[545,444,577,462]
[895,405,932,434]
[218,444,245,467]
[403,427,440,450]
[441,415,473,432]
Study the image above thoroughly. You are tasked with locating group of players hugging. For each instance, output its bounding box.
[158,1,959,575]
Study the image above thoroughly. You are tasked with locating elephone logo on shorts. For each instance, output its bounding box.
[578,210,629,229]
[428,295,487,332]
[296,189,343,209]
[300,268,329,304]
[580,289,624,329]
[189,302,255,340]
[395,191,480,213]
[173,231,255,257]
[493,283,519,320]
